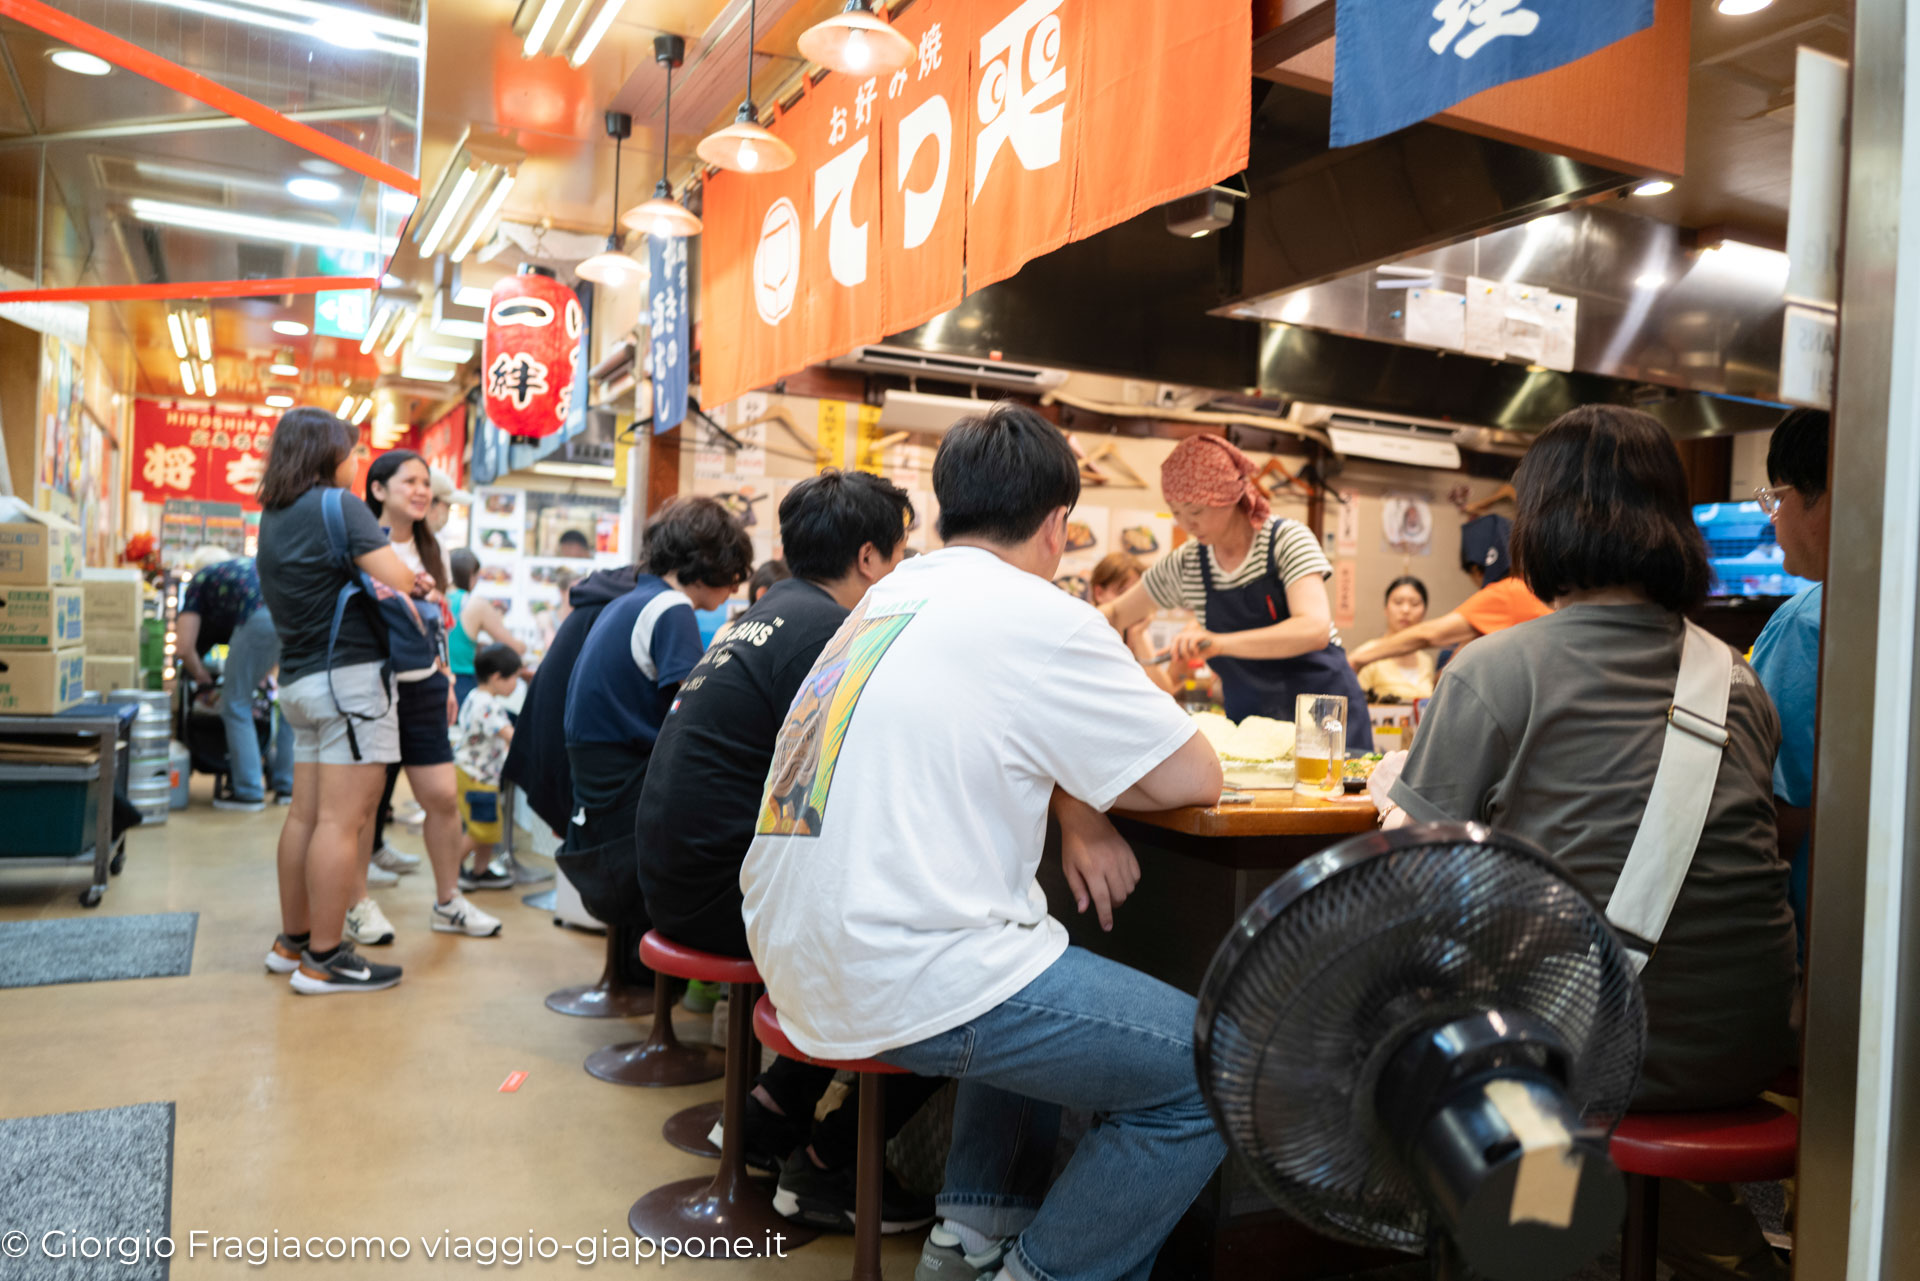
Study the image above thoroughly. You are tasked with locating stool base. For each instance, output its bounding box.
[587,1039,724,1087]
[627,1175,818,1255]
[547,926,654,1018]
[664,1100,725,1158]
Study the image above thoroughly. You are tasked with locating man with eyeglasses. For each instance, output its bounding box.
[1749,408,1831,952]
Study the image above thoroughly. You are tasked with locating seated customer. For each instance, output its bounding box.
[1345,527,1549,672]
[637,471,942,1233]
[742,405,1226,1281]
[1356,575,1436,703]
[562,498,750,929]
[1383,405,1795,1280]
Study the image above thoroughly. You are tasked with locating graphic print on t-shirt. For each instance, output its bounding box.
[757,599,920,837]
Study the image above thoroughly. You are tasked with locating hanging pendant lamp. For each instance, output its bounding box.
[621,35,704,239]
[697,0,794,174]
[575,110,649,287]
[797,0,913,77]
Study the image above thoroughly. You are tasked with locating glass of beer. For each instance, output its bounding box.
[1293,694,1346,800]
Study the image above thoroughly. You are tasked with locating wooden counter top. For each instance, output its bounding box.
[1113,790,1380,839]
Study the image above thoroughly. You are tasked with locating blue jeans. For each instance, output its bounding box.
[220,608,293,802]
[877,947,1225,1281]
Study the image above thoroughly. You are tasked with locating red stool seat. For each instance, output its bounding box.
[1611,1101,1799,1184]
[752,995,907,1075]
[640,931,762,986]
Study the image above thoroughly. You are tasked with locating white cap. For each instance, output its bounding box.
[431,467,475,506]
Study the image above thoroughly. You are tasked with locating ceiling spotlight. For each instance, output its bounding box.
[287,176,342,201]
[48,49,112,76]
[1714,0,1774,13]
[272,320,309,336]
[1632,180,1675,197]
[797,1,913,76]
[265,394,295,409]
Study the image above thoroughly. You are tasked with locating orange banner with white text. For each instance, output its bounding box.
[700,0,1250,409]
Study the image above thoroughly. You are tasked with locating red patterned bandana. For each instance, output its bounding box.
[1160,436,1271,528]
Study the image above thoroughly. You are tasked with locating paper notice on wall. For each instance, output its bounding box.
[1334,490,1360,557]
[1465,277,1506,359]
[1503,284,1547,364]
[1405,288,1467,352]
[1541,293,1579,372]
[1333,561,1357,631]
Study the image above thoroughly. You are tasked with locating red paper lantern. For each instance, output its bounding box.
[483,267,583,439]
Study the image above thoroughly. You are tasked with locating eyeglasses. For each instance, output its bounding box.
[1755,485,1791,519]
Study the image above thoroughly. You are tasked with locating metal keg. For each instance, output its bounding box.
[113,688,173,825]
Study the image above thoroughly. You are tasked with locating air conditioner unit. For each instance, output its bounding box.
[831,345,1069,393]
[877,391,998,435]
[1326,419,1463,470]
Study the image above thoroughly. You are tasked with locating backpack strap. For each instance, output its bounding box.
[1604,621,1735,972]
[318,488,391,759]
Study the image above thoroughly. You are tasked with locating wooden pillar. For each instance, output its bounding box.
[647,425,680,518]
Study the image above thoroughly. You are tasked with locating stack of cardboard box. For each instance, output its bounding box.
[80,568,146,693]
[0,507,87,715]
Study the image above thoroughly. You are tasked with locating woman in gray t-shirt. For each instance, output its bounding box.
[1388,406,1798,1114]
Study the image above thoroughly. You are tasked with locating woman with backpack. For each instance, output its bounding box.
[255,409,416,995]
[355,450,502,945]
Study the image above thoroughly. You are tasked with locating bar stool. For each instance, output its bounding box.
[754,995,907,1281]
[626,933,821,1251]
[547,922,655,1018]
[584,932,725,1087]
[1610,1100,1798,1281]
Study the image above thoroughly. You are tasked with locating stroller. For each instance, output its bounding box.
[175,654,274,804]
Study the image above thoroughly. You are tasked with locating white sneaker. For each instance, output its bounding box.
[212,797,266,813]
[430,893,502,937]
[366,861,400,889]
[372,844,420,874]
[344,896,396,946]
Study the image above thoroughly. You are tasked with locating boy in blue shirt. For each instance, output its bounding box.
[1749,408,1830,948]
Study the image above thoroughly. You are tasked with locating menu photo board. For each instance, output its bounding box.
[159,499,246,568]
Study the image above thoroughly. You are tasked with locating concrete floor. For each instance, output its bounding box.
[0,775,917,1278]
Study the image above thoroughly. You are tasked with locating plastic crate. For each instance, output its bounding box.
[0,775,100,857]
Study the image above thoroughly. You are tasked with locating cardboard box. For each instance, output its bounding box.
[0,507,84,585]
[85,624,142,659]
[0,647,86,714]
[81,569,144,630]
[83,655,137,693]
[0,587,84,649]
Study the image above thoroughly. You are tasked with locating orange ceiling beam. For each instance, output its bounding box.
[0,0,421,196]
[0,276,378,303]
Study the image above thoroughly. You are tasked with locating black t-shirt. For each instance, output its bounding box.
[636,578,849,950]
[257,486,390,684]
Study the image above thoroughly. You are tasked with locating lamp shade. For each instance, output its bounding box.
[621,194,704,239]
[797,6,913,76]
[575,246,649,288]
[696,118,796,174]
[483,270,582,439]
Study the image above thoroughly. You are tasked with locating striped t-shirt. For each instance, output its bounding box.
[1142,517,1343,647]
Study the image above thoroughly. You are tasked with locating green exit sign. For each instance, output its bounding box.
[313,289,371,339]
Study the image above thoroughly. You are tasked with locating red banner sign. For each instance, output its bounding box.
[418,403,468,489]
[131,400,282,509]
[701,0,1251,409]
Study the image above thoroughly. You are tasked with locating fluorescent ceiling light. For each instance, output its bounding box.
[272,319,309,336]
[194,314,212,361]
[523,0,566,57]
[418,339,476,363]
[338,394,356,418]
[352,399,374,425]
[400,359,458,383]
[360,301,395,354]
[382,308,418,357]
[382,191,417,217]
[454,284,490,310]
[417,165,480,258]
[48,49,112,76]
[433,289,487,341]
[1632,180,1675,197]
[123,0,421,59]
[201,361,218,397]
[451,171,515,263]
[269,362,300,376]
[179,360,197,396]
[1634,272,1668,290]
[287,176,341,202]
[570,0,627,67]
[166,311,189,360]
[1714,0,1773,13]
[265,393,295,408]
[129,198,395,255]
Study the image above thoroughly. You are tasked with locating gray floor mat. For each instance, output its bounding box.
[0,914,197,989]
[0,1102,174,1279]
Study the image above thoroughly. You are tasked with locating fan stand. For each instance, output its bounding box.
[1428,1233,1481,1281]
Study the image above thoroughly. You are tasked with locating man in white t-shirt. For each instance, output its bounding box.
[741,405,1226,1281]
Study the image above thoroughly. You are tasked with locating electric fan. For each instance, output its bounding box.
[1196,823,1646,1281]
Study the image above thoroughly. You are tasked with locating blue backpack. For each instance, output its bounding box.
[319,489,444,753]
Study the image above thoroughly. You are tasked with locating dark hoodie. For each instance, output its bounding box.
[502,565,641,835]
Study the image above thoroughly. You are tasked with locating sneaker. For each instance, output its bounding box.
[914,1224,1012,1281]
[264,934,304,974]
[274,793,293,806]
[366,861,400,889]
[683,979,723,1014]
[773,1147,936,1235]
[289,942,402,995]
[511,856,555,885]
[392,799,425,824]
[458,859,514,891]
[708,1093,809,1176]
[344,896,396,946]
[213,797,266,813]
[372,844,421,875]
[431,893,503,937]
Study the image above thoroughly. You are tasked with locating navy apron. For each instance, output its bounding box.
[1199,521,1375,752]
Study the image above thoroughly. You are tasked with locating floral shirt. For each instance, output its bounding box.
[179,557,263,651]
[452,688,514,785]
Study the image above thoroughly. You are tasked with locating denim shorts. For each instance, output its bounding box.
[280,662,400,765]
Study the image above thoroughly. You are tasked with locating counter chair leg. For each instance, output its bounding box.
[628,982,819,1250]
[586,967,724,1087]
[548,924,656,1018]
[848,1073,887,1281]
[1621,1173,1660,1281]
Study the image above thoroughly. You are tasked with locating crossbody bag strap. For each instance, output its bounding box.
[1604,621,1735,972]
[318,488,392,759]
